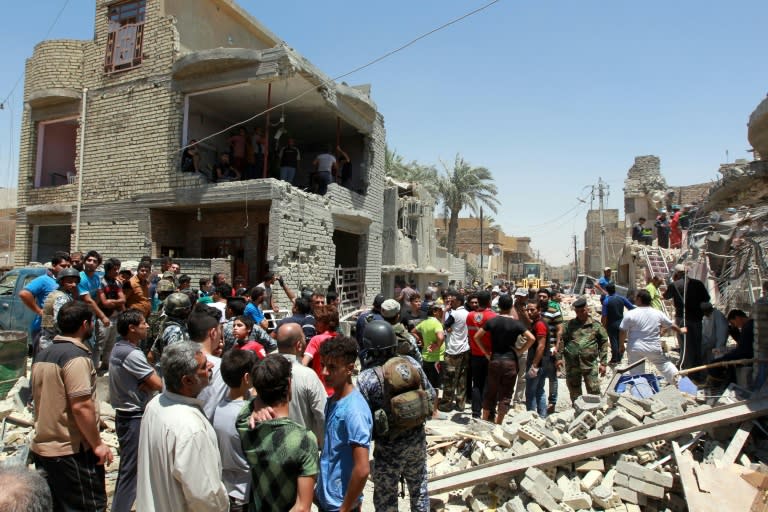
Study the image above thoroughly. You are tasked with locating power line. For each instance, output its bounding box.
[180,0,502,152]
[0,0,72,109]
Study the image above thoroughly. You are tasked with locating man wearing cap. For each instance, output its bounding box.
[663,264,710,370]
[655,210,670,249]
[355,294,385,361]
[379,298,422,366]
[595,267,613,299]
[440,292,469,412]
[670,205,682,249]
[556,297,609,401]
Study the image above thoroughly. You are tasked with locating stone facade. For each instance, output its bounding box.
[583,209,625,277]
[748,94,768,158]
[16,0,385,308]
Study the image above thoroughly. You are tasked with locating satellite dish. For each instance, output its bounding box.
[491,246,502,257]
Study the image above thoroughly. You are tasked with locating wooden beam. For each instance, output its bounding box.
[428,397,768,494]
[717,421,754,468]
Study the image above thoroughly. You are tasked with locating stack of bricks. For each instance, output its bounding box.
[428,387,766,511]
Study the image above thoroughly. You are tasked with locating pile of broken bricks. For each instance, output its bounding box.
[427,384,768,511]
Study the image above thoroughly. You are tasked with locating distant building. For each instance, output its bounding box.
[0,188,16,267]
[435,217,533,281]
[583,209,624,277]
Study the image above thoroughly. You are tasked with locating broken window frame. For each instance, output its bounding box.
[104,0,146,74]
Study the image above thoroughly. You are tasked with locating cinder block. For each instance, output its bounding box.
[567,420,590,440]
[615,485,640,504]
[562,491,592,509]
[492,427,512,448]
[520,476,560,512]
[628,477,665,498]
[591,484,622,509]
[525,504,544,512]
[502,496,526,512]
[573,393,603,413]
[518,424,548,447]
[616,396,647,419]
[614,472,629,488]
[580,469,603,491]
[575,459,605,472]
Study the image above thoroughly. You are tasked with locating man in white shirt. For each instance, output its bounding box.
[619,289,686,384]
[275,322,327,444]
[136,342,228,512]
[312,145,337,196]
[188,307,228,421]
[440,292,470,412]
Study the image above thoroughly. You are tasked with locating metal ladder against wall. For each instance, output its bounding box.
[640,246,674,317]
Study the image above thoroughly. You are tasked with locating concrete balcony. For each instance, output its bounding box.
[748,95,768,158]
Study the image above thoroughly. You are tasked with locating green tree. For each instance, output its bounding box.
[439,154,500,256]
[384,146,440,197]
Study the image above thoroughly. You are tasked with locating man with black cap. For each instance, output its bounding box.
[556,297,609,401]
[663,264,710,370]
[355,294,385,349]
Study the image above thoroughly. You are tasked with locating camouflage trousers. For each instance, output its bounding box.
[439,351,469,412]
[565,363,600,401]
[373,434,429,512]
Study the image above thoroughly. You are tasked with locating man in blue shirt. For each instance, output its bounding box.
[77,250,111,365]
[19,252,71,351]
[601,283,636,364]
[244,286,269,331]
[316,335,371,512]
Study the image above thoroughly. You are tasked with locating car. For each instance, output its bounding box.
[0,267,48,343]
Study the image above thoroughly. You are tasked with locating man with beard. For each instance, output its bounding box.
[31,301,114,510]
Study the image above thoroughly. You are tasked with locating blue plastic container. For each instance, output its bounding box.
[614,374,660,398]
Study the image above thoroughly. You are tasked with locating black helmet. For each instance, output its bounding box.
[362,320,397,364]
[164,292,191,319]
[56,267,81,283]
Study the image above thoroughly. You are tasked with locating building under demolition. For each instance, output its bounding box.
[14,0,387,307]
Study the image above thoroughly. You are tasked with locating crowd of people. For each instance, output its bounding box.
[16,249,765,511]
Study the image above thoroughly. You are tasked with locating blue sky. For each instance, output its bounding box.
[1,1,766,266]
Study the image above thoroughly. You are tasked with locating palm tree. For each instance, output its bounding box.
[439,154,500,255]
[384,146,440,197]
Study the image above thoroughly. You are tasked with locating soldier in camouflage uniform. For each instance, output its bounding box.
[144,279,176,355]
[556,297,609,400]
[357,321,435,512]
[149,292,191,367]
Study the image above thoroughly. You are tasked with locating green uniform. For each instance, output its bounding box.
[559,317,609,400]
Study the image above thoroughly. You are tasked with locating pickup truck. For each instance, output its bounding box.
[0,267,48,341]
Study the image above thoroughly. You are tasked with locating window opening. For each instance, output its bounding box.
[104,0,146,73]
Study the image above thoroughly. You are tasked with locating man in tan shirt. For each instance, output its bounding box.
[125,260,151,318]
[31,300,113,511]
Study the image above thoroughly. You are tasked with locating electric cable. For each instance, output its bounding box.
[0,0,72,109]
[178,0,502,153]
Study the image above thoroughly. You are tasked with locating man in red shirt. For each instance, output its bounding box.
[466,291,497,418]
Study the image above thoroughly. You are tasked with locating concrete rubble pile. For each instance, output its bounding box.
[427,385,768,511]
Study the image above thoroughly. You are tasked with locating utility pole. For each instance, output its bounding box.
[597,177,608,271]
[573,235,578,282]
[479,207,484,282]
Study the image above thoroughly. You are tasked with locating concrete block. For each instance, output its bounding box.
[625,505,642,512]
[573,393,603,414]
[615,485,640,505]
[525,504,544,512]
[628,477,665,498]
[502,496,526,512]
[492,426,513,447]
[603,468,617,487]
[614,472,629,488]
[580,469,603,491]
[518,424,548,447]
[616,396,646,419]
[574,459,605,472]
[562,491,592,509]
[567,420,590,440]
[572,410,598,428]
[560,432,575,444]
[520,476,560,512]
[591,484,622,509]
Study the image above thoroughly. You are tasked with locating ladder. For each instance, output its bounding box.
[640,246,674,318]
[642,246,671,280]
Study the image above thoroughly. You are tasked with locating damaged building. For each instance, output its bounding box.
[15,0,386,307]
[380,178,467,298]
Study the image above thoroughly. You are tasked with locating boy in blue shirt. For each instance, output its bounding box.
[316,336,372,512]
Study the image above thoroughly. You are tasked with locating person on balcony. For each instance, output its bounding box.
[213,153,241,182]
[279,138,301,185]
[313,145,338,196]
